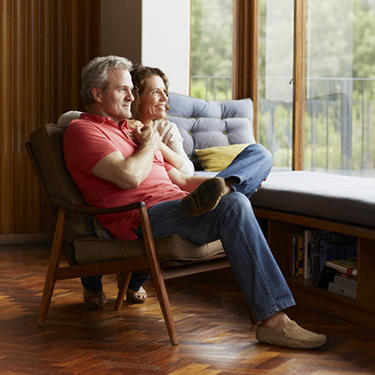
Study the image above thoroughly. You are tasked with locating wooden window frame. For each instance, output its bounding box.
[233,0,306,170]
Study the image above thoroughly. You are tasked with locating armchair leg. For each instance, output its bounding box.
[115,272,132,311]
[139,206,179,345]
[38,209,67,327]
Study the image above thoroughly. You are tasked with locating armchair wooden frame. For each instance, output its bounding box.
[25,138,231,346]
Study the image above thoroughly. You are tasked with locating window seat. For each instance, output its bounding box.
[168,92,375,329]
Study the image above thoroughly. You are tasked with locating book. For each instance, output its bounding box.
[303,229,311,279]
[328,282,357,300]
[333,274,357,290]
[326,257,357,276]
[320,231,357,270]
[291,234,299,275]
[297,234,304,276]
[310,229,321,285]
[315,263,337,288]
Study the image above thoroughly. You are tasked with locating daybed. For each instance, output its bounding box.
[168,92,375,329]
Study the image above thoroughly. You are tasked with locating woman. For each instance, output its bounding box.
[129,64,194,176]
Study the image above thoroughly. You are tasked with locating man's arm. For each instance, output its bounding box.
[91,125,160,189]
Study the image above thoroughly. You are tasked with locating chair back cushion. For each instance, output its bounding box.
[167,92,255,170]
[29,124,94,242]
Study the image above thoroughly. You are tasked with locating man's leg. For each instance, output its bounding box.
[135,192,294,322]
[134,193,327,348]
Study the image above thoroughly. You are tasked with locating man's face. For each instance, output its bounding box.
[94,69,134,124]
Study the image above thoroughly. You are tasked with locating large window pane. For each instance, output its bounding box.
[305,0,375,177]
[190,0,233,100]
[259,0,294,169]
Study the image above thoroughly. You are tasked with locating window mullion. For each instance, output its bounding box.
[292,0,307,170]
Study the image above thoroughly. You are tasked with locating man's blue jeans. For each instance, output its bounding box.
[133,143,295,322]
[83,143,295,321]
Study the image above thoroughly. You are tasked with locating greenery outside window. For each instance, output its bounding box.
[191,0,375,178]
[190,0,233,101]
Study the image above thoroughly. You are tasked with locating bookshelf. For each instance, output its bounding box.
[254,207,375,329]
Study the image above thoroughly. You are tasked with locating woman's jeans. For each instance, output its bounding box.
[83,144,295,321]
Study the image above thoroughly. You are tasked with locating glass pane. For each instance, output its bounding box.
[259,0,294,169]
[305,0,375,177]
[190,0,233,100]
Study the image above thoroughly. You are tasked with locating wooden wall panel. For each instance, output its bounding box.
[0,0,101,240]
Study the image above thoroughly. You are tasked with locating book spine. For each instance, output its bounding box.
[292,234,299,276]
[304,230,311,279]
[311,229,321,285]
[326,261,357,276]
[297,234,304,276]
[333,274,357,290]
[328,282,357,300]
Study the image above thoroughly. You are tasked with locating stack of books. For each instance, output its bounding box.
[288,230,357,284]
[326,258,357,300]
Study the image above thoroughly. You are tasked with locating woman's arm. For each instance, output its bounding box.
[154,119,195,176]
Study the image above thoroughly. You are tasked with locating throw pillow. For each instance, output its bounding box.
[195,144,250,172]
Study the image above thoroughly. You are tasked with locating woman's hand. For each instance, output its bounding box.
[134,124,161,150]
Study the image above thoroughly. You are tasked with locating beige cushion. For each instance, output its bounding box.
[74,234,224,264]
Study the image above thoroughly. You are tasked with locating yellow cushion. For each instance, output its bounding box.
[195,144,250,172]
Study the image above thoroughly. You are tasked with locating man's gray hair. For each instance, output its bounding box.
[81,55,133,110]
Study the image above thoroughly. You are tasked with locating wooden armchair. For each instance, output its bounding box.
[26,123,231,345]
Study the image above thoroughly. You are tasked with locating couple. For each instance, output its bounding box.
[63,55,327,349]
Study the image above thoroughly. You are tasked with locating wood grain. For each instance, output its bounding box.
[1,243,375,374]
[0,0,100,238]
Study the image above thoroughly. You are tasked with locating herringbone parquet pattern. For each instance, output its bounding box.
[1,243,375,374]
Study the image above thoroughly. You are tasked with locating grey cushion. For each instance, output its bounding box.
[250,170,375,228]
[168,93,255,169]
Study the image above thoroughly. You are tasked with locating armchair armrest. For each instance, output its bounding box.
[48,198,146,215]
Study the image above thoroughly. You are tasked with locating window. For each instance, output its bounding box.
[259,0,375,177]
[190,0,233,100]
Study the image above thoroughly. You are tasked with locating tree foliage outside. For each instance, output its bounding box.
[190,0,233,101]
[258,0,375,177]
[190,0,375,176]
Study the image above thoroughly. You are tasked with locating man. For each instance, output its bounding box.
[63,55,327,349]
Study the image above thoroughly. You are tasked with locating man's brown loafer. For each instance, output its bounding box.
[256,320,327,349]
[180,177,226,218]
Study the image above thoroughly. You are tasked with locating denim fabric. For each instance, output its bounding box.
[82,143,296,321]
[133,144,295,321]
[81,273,148,293]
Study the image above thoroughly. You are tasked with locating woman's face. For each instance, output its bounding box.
[140,75,168,125]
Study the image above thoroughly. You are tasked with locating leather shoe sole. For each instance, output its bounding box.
[180,177,226,218]
[256,320,327,349]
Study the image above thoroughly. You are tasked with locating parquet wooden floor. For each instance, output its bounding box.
[1,243,375,375]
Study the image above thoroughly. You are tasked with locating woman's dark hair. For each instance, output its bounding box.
[130,64,170,121]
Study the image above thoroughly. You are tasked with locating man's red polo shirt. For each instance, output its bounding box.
[63,113,187,240]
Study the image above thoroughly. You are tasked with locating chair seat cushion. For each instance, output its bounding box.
[74,234,224,264]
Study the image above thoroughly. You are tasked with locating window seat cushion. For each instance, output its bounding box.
[250,170,375,229]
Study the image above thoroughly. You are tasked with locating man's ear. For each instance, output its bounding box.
[91,88,102,103]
